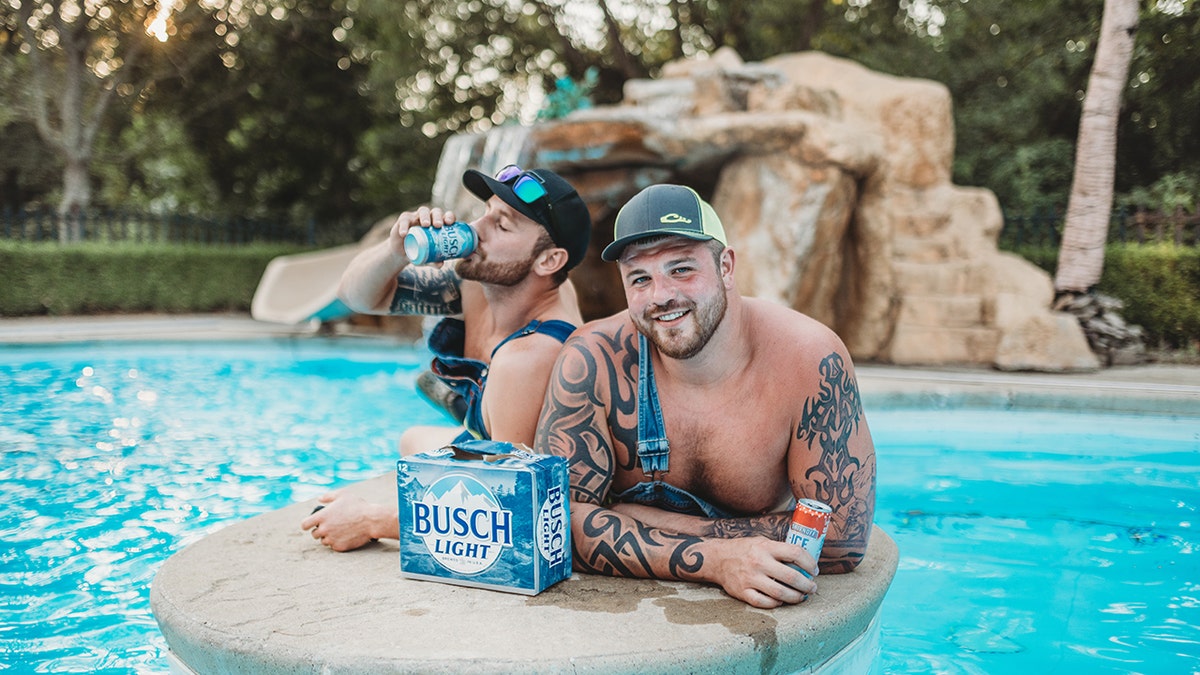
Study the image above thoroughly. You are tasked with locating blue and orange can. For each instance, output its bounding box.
[785,498,831,578]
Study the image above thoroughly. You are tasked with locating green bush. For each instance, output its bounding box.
[0,241,310,316]
[1100,244,1200,350]
[1007,243,1200,349]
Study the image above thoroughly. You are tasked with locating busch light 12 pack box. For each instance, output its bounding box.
[397,440,571,595]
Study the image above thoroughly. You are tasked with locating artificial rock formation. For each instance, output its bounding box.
[436,49,1099,371]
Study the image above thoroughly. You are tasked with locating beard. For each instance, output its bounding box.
[456,254,533,287]
[634,286,728,360]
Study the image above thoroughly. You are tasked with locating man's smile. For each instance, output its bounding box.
[652,309,689,322]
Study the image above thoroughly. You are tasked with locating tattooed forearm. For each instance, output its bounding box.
[390,265,462,315]
[572,504,706,581]
[705,512,790,540]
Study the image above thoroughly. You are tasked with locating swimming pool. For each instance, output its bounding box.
[872,406,1199,674]
[1,340,1196,673]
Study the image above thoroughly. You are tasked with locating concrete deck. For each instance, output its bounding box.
[150,475,898,674]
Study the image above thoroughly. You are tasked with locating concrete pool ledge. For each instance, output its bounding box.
[857,364,1200,416]
[151,473,899,674]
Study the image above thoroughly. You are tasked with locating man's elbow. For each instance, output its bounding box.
[337,282,384,315]
[818,549,867,575]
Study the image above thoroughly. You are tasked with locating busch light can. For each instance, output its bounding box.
[404,222,477,265]
[785,498,831,578]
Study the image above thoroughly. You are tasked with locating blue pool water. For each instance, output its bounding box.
[873,406,1199,674]
[1,340,1197,673]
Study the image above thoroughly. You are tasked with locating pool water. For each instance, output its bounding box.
[1,341,1197,674]
[872,408,1200,674]
[0,340,446,673]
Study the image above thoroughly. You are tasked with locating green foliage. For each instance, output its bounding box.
[844,0,1098,209]
[1119,3,1200,193]
[3,0,1198,254]
[354,123,443,213]
[0,241,307,316]
[0,121,60,209]
[146,0,377,225]
[93,113,221,214]
[1118,171,1199,214]
[1100,243,1200,349]
[1007,242,1200,349]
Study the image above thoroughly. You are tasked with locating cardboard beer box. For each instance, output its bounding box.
[396,439,571,595]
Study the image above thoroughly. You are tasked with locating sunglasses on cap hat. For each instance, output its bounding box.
[494,164,559,238]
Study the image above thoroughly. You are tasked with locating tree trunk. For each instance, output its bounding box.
[59,154,91,243]
[19,2,148,243]
[1054,0,1138,293]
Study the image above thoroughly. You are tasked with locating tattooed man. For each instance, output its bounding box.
[535,184,876,608]
[302,166,592,551]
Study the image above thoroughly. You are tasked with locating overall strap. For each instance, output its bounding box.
[636,332,670,475]
[488,319,577,360]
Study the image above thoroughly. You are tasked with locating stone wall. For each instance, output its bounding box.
[440,49,1099,372]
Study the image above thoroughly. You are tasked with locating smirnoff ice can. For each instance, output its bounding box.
[404,221,477,265]
[785,498,831,578]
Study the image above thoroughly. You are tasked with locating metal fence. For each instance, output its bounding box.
[6,205,1197,250]
[0,207,374,247]
[1000,207,1200,249]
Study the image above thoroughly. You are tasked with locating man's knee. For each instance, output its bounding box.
[400,425,461,456]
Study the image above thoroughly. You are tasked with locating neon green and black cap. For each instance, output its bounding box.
[601,184,728,262]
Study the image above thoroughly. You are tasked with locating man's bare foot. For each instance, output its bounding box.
[299,491,397,552]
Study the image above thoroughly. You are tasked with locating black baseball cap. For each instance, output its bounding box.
[462,167,593,271]
[601,184,728,262]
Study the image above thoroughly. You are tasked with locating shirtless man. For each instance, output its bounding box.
[303,165,591,551]
[535,184,876,608]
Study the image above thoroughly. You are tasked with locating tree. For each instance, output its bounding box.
[1118,2,1200,198]
[1055,0,1139,293]
[146,0,381,225]
[3,0,223,241]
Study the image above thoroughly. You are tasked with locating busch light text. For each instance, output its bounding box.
[412,500,513,560]
[537,484,566,568]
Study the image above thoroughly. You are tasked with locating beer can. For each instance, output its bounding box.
[785,498,831,578]
[404,222,477,265]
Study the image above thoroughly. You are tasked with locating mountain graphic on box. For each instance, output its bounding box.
[428,476,499,510]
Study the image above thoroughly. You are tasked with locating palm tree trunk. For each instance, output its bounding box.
[1054,0,1138,293]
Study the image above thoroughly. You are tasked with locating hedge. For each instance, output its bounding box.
[1009,243,1200,349]
[4,240,1196,351]
[0,241,309,316]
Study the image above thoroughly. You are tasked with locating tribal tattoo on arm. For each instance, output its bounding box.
[537,327,638,504]
[572,503,707,580]
[796,352,877,573]
[537,326,712,581]
[704,512,791,540]
[389,265,463,315]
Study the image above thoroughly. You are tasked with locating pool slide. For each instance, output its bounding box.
[250,244,360,325]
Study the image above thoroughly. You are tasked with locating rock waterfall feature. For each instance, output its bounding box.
[436,49,1099,372]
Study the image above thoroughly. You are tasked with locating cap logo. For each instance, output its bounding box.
[660,213,692,225]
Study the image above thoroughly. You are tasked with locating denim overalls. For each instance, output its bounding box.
[425,317,575,443]
[610,332,735,519]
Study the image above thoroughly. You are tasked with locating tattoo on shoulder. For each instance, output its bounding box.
[390,266,463,315]
[536,325,640,502]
